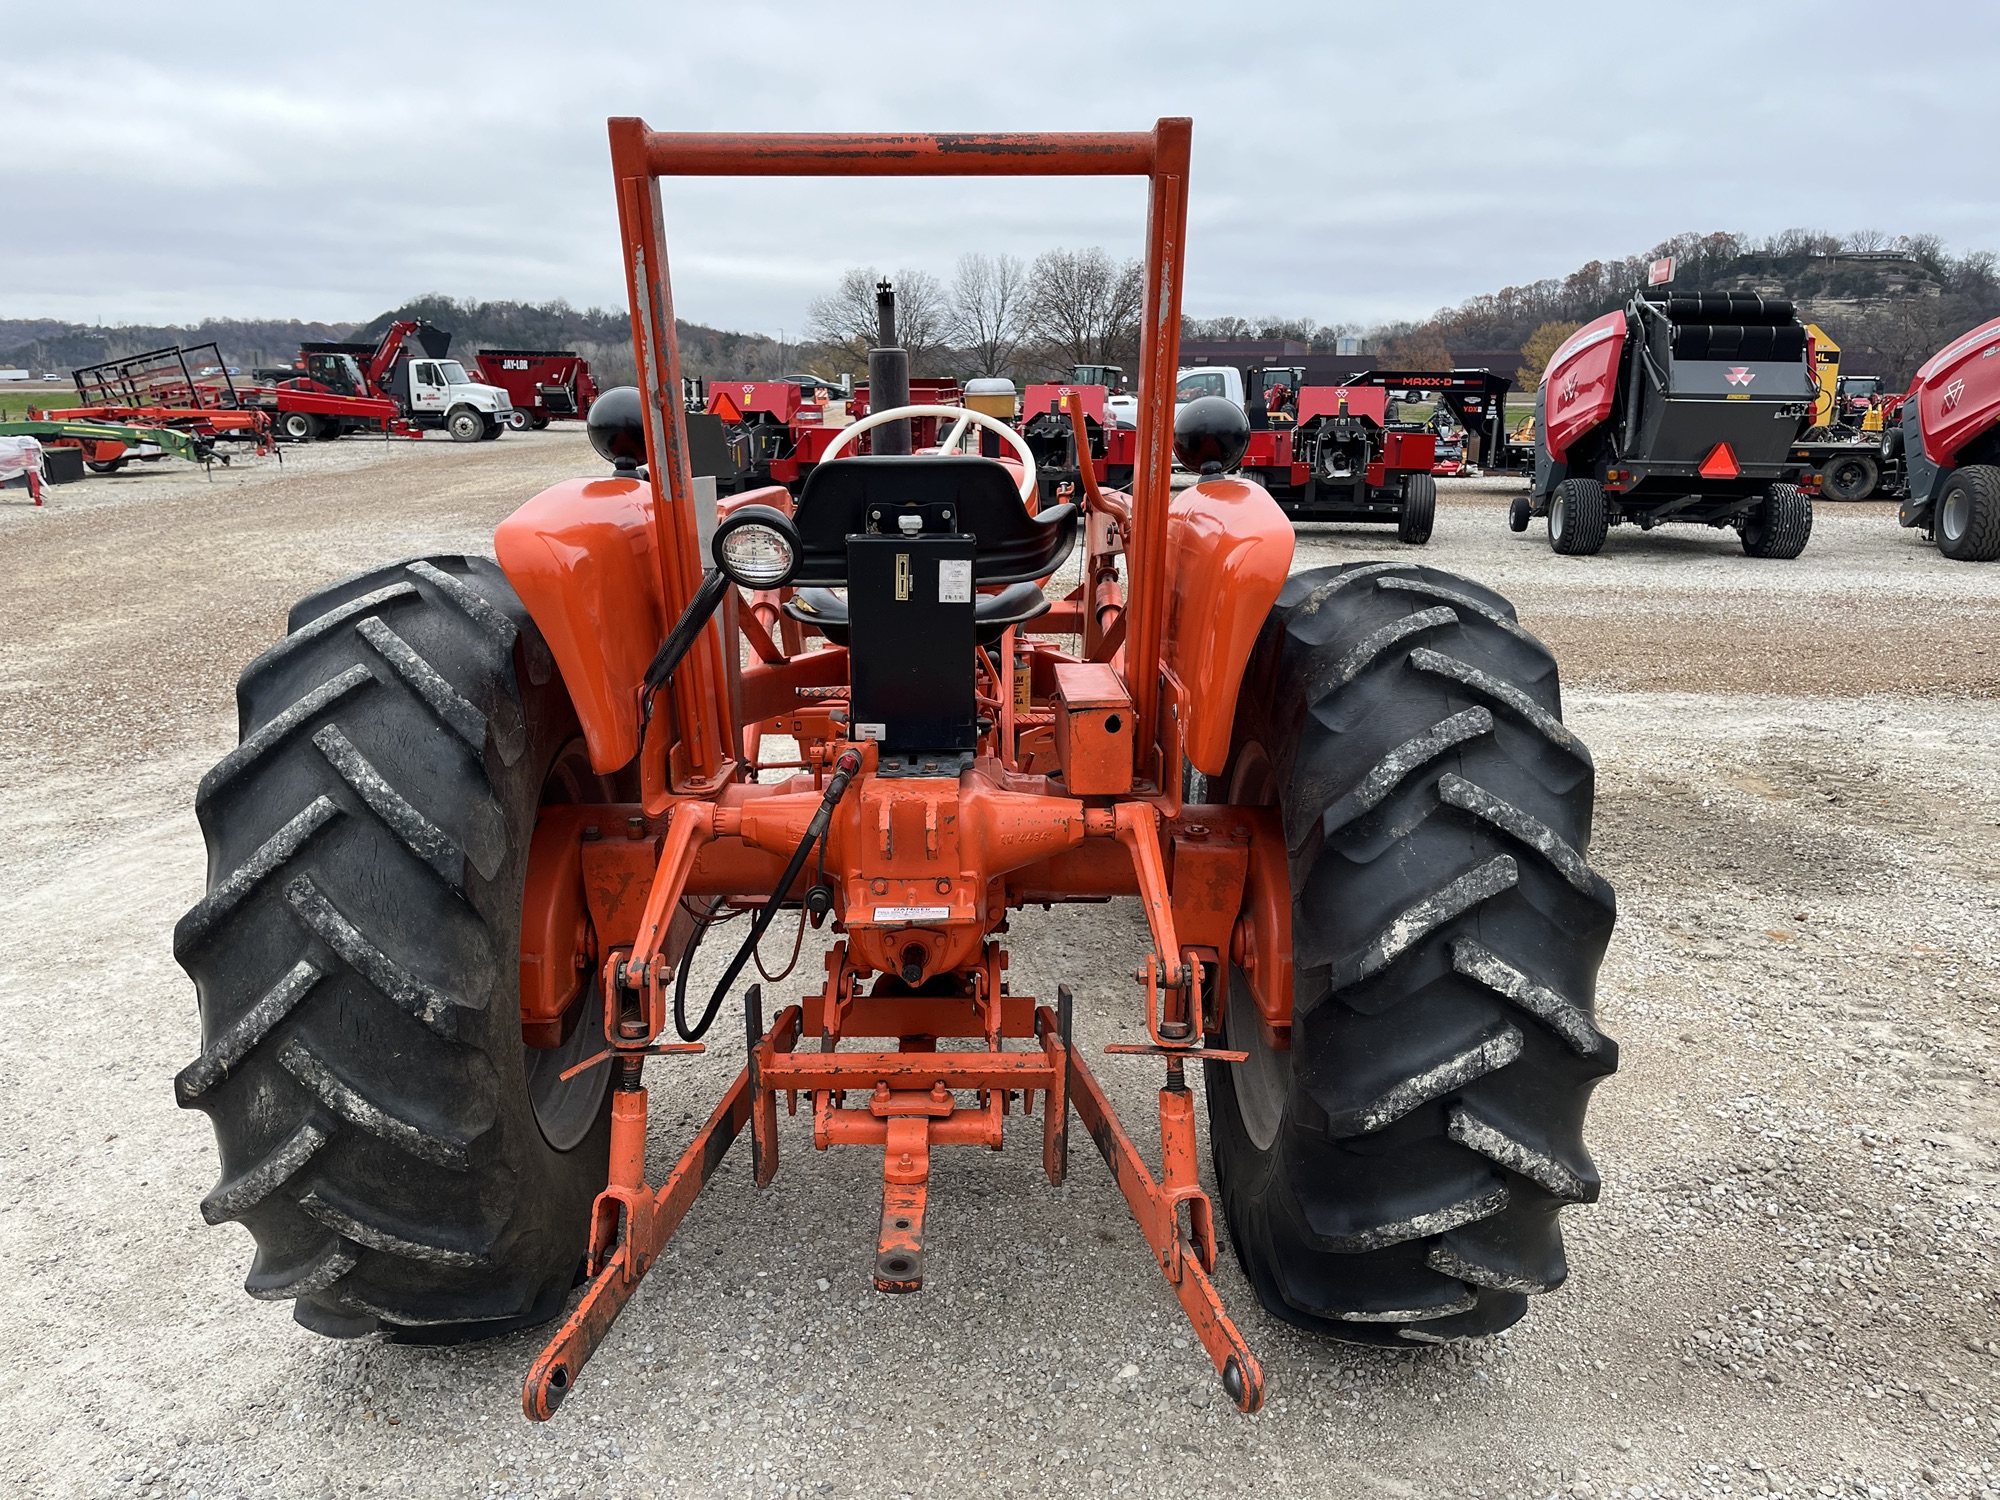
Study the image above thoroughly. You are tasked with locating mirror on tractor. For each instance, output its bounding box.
[587,385,648,471]
[1174,394,1250,475]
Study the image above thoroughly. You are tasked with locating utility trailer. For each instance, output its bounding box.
[473,350,601,430]
[1521,292,1819,556]
[1890,314,2000,560]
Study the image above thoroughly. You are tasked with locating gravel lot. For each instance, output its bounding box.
[2,435,1996,1499]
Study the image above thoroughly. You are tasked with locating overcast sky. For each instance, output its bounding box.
[5,0,1995,336]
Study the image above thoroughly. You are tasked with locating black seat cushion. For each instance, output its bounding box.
[783,579,1050,647]
[790,455,1076,586]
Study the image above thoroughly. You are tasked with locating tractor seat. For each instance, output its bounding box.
[789,454,1077,586]
[783,580,1051,647]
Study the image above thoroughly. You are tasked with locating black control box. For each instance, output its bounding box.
[845,533,976,762]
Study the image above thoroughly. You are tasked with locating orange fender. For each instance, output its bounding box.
[1160,477,1295,776]
[495,477,667,774]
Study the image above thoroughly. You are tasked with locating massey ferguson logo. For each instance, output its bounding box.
[1942,378,1966,411]
[742,384,755,397]
[1559,370,1579,406]
[1725,367,1754,386]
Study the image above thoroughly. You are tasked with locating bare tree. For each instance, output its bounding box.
[1023,247,1143,376]
[1843,228,1891,253]
[949,252,1028,377]
[805,266,950,370]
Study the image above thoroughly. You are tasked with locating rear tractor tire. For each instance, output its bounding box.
[1740,483,1812,559]
[1935,465,2000,562]
[1208,560,1617,1345]
[446,406,486,443]
[174,555,615,1340]
[1397,474,1437,545]
[1548,478,1607,555]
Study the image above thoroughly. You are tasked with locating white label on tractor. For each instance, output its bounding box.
[855,723,887,741]
[874,906,951,923]
[938,558,972,604]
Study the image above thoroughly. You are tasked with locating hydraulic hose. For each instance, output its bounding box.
[673,748,863,1042]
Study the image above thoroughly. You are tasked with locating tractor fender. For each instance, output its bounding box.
[494,476,667,774]
[1160,476,1296,776]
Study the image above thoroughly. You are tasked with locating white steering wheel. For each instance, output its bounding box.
[818,403,1039,506]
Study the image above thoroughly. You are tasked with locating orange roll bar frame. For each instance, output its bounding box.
[604,118,1190,792]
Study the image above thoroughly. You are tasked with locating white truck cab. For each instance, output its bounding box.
[400,358,514,442]
[1175,365,1245,422]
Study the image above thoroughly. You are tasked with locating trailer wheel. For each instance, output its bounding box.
[446,407,485,443]
[1547,479,1607,555]
[280,411,318,443]
[1397,474,1437,545]
[529,413,551,431]
[1935,466,2000,561]
[505,410,530,432]
[173,556,615,1340]
[1820,453,1879,502]
[1507,496,1531,533]
[85,458,127,475]
[1740,483,1813,559]
[1208,561,1617,1345]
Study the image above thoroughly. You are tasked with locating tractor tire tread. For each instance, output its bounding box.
[1208,561,1616,1344]
[175,554,607,1337]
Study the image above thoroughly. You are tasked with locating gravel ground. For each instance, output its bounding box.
[2,442,1996,1499]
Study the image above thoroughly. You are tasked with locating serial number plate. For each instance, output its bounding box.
[873,906,951,923]
[938,558,972,604]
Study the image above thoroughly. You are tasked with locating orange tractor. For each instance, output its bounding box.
[174,120,1619,1419]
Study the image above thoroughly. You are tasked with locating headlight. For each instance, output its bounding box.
[712,504,802,588]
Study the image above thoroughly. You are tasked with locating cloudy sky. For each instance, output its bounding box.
[5,0,1994,336]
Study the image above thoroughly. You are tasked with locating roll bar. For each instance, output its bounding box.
[607,118,1191,789]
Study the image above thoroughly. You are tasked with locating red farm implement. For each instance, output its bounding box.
[47,343,274,471]
[473,350,601,431]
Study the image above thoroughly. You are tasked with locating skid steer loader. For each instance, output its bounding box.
[173,119,1619,1420]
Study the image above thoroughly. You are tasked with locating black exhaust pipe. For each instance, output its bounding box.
[868,279,911,456]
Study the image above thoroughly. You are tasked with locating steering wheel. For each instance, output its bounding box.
[818,403,1039,507]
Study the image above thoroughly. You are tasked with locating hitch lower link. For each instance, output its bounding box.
[521,973,1265,1420]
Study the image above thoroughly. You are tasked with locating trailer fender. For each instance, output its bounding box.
[1161,476,1296,776]
[494,476,668,774]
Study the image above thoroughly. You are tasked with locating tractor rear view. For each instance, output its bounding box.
[1891,314,2000,561]
[1520,292,1819,557]
[173,119,1620,1423]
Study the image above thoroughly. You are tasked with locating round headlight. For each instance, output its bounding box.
[712,505,802,588]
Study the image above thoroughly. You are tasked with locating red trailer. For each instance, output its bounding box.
[473,349,601,430]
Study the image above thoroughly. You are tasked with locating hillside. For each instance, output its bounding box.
[1423,230,2000,384]
[0,298,791,389]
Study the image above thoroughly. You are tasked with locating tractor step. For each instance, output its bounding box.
[521,983,1264,1421]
